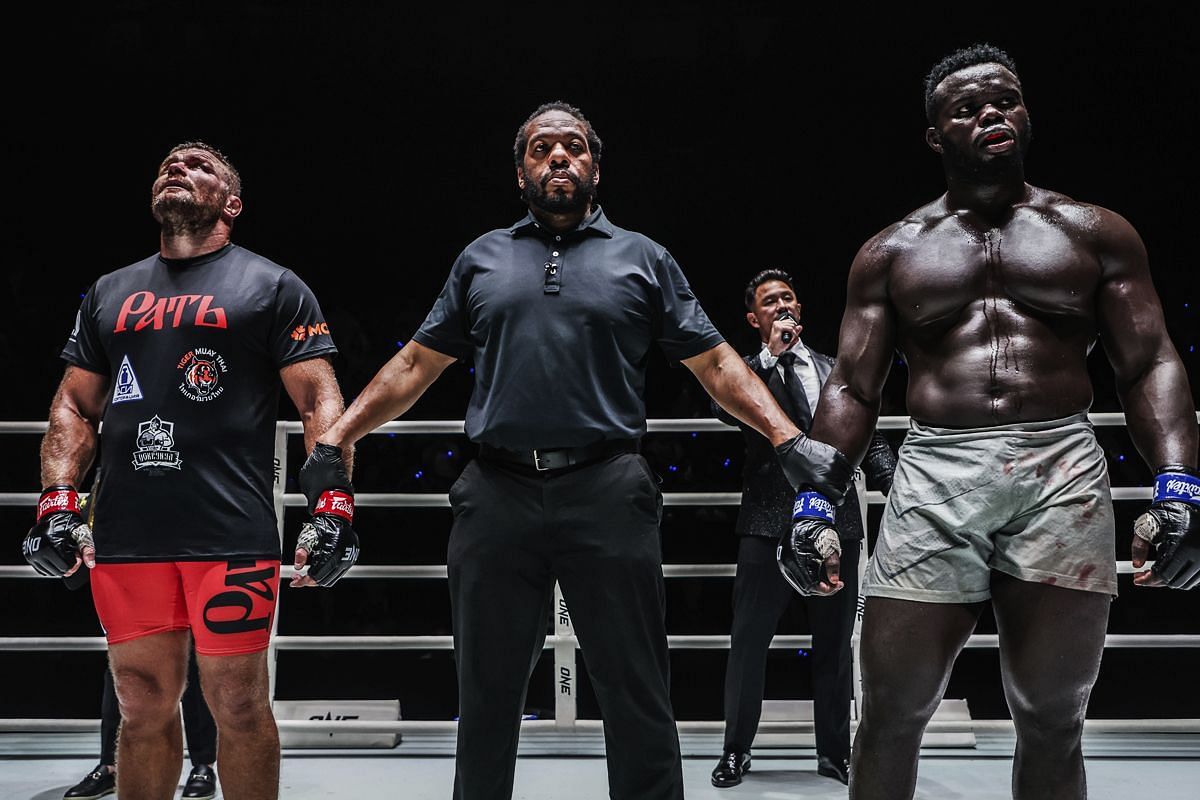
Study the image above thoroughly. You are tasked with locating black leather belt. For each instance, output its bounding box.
[479,439,639,472]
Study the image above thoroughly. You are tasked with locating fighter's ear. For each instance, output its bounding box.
[224,194,243,220]
[925,127,942,154]
[517,167,526,190]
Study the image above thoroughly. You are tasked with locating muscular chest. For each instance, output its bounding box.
[891,215,1100,327]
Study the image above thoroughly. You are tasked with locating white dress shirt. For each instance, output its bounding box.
[758,338,821,412]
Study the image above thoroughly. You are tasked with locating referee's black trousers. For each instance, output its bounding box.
[447,453,683,800]
[721,534,861,761]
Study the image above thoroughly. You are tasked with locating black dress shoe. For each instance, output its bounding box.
[63,764,115,799]
[182,764,217,800]
[711,750,751,788]
[817,753,849,785]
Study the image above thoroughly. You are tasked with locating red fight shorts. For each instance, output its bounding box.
[90,560,281,656]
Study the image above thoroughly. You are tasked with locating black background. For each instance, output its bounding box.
[3,3,1199,730]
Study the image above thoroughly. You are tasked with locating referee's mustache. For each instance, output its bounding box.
[543,170,578,186]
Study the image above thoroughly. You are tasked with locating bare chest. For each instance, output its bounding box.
[890,215,1101,327]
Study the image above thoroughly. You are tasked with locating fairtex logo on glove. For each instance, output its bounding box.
[792,492,835,524]
[314,490,355,523]
[1156,472,1200,505]
[37,488,80,521]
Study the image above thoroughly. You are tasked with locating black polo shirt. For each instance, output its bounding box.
[413,207,724,450]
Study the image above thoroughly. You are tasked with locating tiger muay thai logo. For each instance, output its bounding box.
[177,347,228,402]
[132,415,182,471]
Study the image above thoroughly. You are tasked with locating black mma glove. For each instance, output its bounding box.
[296,513,360,587]
[1133,465,1200,590]
[22,485,94,577]
[295,443,359,587]
[777,491,842,596]
[774,434,855,504]
[300,442,354,513]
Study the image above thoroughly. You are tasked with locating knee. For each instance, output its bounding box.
[204,684,272,733]
[859,679,941,737]
[113,668,183,729]
[1008,694,1086,749]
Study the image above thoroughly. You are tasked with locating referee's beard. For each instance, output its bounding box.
[522,165,598,215]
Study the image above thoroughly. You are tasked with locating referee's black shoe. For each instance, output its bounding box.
[63,764,115,800]
[817,753,850,785]
[711,750,751,787]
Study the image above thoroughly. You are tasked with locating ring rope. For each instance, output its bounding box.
[4,413,1198,737]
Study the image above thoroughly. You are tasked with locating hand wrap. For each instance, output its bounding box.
[22,486,93,577]
[296,513,360,587]
[1133,465,1200,590]
[776,490,842,596]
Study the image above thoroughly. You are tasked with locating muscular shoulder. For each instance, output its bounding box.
[849,214,924,277]
[1025,187,1138,240]
[1025,187,1146,270]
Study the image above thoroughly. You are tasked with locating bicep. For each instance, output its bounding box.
[1093,214,1174,382]
[827,242,897,402]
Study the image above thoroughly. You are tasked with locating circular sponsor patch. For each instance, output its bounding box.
[177,347,228,402]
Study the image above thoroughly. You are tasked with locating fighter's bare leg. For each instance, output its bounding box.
[108,630,190,800]
[850,597,983,800]
[197,649,280,800]
[991,571,1110,800]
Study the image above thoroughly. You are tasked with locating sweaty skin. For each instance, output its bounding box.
[815,61,1197,800]
[814,66,1193,468]
[861,188,1139,426]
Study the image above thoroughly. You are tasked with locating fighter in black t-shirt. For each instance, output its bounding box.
[63,243,336,562]
[22,142,355,800]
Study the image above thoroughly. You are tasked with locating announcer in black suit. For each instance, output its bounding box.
[711,269,897,788]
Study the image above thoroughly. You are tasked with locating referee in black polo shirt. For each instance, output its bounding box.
[299,101,839,800]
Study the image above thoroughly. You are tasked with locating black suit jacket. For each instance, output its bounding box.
[714,348,897,541]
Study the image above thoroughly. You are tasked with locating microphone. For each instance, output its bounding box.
[777,309,796,343]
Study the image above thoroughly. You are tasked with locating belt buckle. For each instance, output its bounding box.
[532,449,550,471]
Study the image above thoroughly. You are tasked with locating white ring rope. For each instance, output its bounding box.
[5,632,1197,653]
[1,717,1198,735]
[0,561,1160,580]
[4,413,1199,737]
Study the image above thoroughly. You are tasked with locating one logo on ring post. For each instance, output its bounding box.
[177,347,228,402]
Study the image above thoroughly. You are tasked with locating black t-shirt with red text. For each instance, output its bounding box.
[62,244,337,562]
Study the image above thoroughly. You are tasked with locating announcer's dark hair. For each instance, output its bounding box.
[744,269,795,311]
